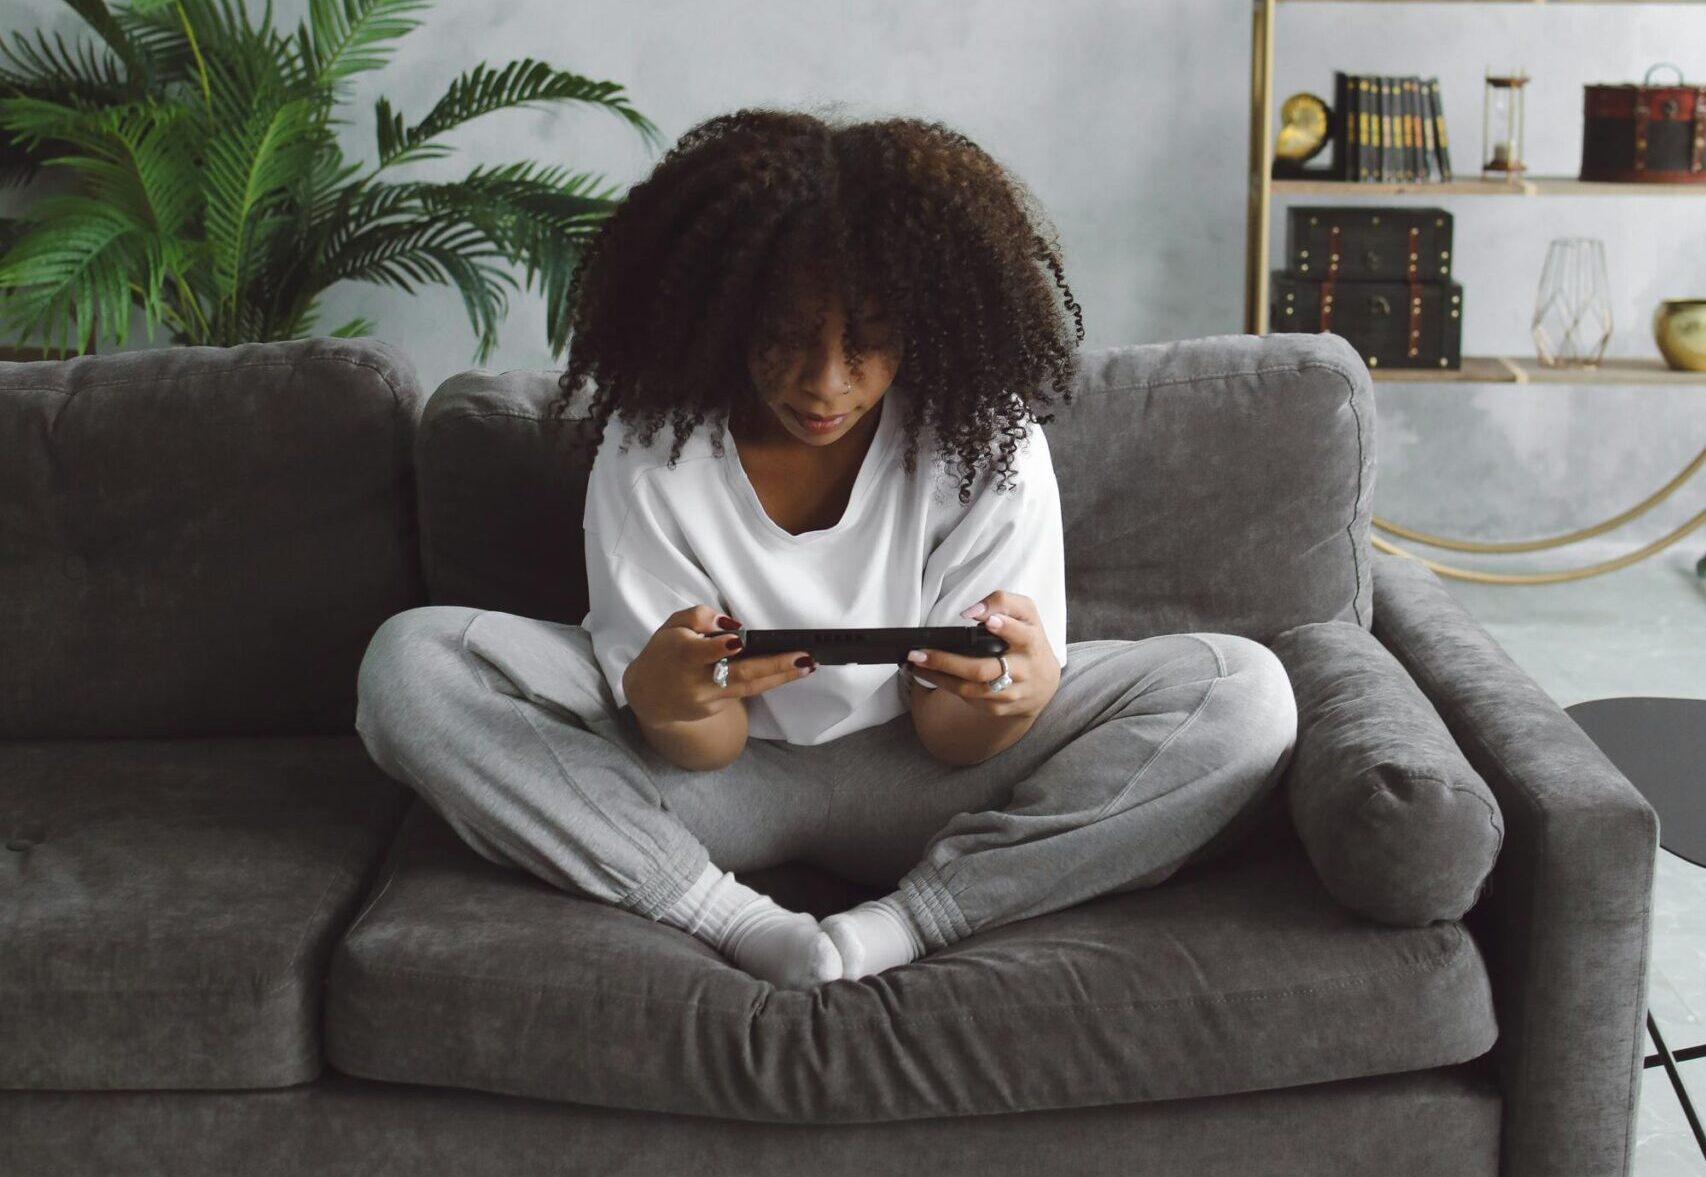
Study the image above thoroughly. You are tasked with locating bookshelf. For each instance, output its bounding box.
[1245,0,1706,584]
[1244,0,1706,386]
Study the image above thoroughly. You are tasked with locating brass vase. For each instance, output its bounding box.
[1652,298,1706,371]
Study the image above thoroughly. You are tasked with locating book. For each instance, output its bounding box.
[1428,77,1453,181]
[1406,77,1422,182]
[1398,75,1412,182]
[1364,75,1378,182]
[1357,75,1372,181]
[1400,76,1412,181]
[1334,70,1354,181]
[1373,76,1385,181]
[1382,76,1396,182]
[1419,76,1438,181]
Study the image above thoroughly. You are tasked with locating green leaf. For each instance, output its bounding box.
[0,195,141,350]
[325,314,378,337]
[375,58,662,170]
[200,73,323,308]
[302,0,432,88]
[55,0,148,86]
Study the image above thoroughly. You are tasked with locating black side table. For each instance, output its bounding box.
[1565,696,1706,1160]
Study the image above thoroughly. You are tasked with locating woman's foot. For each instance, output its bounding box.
[723,911,843,989]
[657,862,843,988]
[821,895,926,980]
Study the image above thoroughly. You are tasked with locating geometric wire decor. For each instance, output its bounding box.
[1532,236,1613,367]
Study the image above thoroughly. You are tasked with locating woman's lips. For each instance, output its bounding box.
[791,406,848,430]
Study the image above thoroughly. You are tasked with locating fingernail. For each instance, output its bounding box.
[795,655,815,668]
[961,603,986,619]
[717,615,742,631]
[725,637,743,652]
[985,614,1004,629]
[907,649,927,663]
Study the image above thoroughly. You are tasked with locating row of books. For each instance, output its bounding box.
[1334,73,1454,184]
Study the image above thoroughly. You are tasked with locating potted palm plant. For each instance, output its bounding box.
[0,0,662,361]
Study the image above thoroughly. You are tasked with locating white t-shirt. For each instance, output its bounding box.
[580,381,1068,745]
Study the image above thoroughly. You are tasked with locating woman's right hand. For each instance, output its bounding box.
[622,605,817,725]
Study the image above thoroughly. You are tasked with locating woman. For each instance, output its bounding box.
[355,108,1298,991]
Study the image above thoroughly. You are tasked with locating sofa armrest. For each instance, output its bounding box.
[1369,550,1659,1177]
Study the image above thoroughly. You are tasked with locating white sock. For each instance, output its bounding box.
[656,862,842,989]
[820,894,927,980]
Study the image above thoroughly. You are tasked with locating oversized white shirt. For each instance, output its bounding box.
[580,381,1068,745]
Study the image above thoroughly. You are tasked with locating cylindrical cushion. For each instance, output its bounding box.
[1270,619,1503,925]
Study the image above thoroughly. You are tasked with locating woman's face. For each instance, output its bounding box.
[742,274,903,449]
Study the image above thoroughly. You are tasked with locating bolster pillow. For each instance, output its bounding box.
[1268,619,1503,925]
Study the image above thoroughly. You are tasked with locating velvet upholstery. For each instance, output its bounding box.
[415,331,1376,642]
[324,797,1497,1123]
[0,332,1661,1176]
[1371,549,1660,1177]
[0,336,425,738]
[0,736,410,1090]
[0,1065,1502,1177]
[1271,619,1504,926]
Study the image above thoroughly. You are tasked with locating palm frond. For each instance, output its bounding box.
[0,193,143,351]
[0,26,130,94]
[375,58,662,170]
[56,0,148,87]
[325,314,377,337]
[320,215,496,289]
[110,4,199,87]
[200,50,326,308]
[300,0,431,89]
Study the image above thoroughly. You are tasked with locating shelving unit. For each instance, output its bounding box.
[1245,0,1706,585]
[1245,0,1706,389]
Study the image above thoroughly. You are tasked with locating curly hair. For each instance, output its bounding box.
[545,106,1084,505]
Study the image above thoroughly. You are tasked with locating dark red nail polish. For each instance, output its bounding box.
[795,655,814,668]
[717,615,742,631]
[725,637,743,652]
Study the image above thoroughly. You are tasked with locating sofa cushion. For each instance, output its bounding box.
[0,737,410,1090]
[324,797,1496,1123]
[416,331,1375,643]
[1271,619,1504,925]
[0,336,426,738]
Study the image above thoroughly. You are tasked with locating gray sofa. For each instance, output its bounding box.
[0,330,1657,1176]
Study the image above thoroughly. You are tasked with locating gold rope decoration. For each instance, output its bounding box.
[1371,506,1706,584]
[1371,442,1706,552]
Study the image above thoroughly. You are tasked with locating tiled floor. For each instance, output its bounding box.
[1426,538,1706,1176]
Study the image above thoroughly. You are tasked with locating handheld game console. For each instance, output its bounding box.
[713,624,1009,666]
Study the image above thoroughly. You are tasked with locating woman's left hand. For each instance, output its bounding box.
[905,590,1061,718]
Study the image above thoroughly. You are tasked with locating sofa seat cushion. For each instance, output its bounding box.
[0,737,410,1090]
[325,799,1498,1123]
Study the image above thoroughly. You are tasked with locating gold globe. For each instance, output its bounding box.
[1652,299,1706,371]
[1276,93,1331,163]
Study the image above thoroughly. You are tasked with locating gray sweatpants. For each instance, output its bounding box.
[353,607,1299,953]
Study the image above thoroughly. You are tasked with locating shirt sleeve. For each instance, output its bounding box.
[581,426,730,711]
[582,548,715,712]
[913,418,1069,690]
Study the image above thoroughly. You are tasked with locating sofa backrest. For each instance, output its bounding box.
[0,336,426,738]
[418,330,1375,644]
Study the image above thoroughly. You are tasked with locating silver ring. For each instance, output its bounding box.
[712,657,730,688]
[984,654,1012,693]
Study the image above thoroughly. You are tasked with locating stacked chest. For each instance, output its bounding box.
[1269,206,1463,373]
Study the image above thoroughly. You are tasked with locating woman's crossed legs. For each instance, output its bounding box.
[354,608,1298,985]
